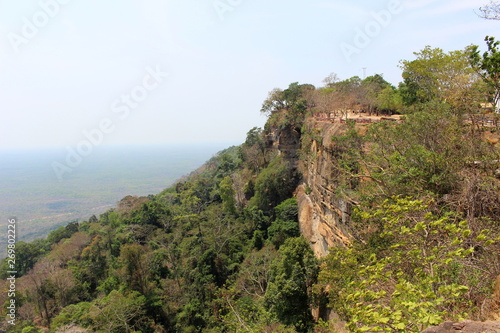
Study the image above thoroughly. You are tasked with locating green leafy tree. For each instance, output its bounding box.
[318,197,500,332]
[219,176,237,215]
[128,201,171,229]
[376,86,403,113]
[268,198,300,248]
[51,302,92,329]
[400,46,481,109]
[265,237,318,333]
[0,240,48,278]
[360,74,393,114]
[250,157,299,214]
[119,244,151,295]
[261,82,314,127]
[469,36,500,110]
[84,290,148,333]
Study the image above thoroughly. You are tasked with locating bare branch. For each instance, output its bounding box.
[478,1,500,20]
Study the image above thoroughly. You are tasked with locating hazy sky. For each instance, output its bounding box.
[0,0,498,149]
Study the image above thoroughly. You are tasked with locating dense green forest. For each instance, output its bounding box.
[2,37,500,332]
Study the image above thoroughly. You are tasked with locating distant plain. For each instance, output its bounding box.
[0,143,231,248]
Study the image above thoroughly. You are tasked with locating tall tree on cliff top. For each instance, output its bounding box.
[400,46,483,112]
[260,82,315,116]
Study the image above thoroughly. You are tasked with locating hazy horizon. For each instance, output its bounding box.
[1,0,498,150]
[0,143,233,244]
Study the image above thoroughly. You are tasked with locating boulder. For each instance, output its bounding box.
[422,321,500,332]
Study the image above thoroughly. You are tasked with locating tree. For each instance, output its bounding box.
[478,1,500,20]
[265,237,318,333]
[317,197,500,332]
[361,74,392,114]
[268,198,300,248]
[261,88,286,116]
[128,201,171,229]
[250,156,299,214]
[322,72,340,87]
[236,246,277,298]
[47,221,79,245]
[400,46,482,109]
[334,76,362,119]
[21,259,58,328]
[4,240,48,277]
[469,36,500,111]
[51,302,92,330]
[119,244,151,295]
[219,176,237,215]
[84,290,148,333]
[261,83,315,124]
[376,86,403,113]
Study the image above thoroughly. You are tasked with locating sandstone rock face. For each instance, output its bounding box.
[422,320,500,332]
[265,123,301,166]
[296,120,355,257]
[265,119,354,257]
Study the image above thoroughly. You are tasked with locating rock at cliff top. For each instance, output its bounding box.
[422,321,500,332]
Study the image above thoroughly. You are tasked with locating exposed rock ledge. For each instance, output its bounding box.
[422,321,500,333]
[297,119,358,257]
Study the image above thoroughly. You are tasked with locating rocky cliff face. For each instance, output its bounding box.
[267,118,358,257]
[296,119,356,257]
[422,321,500,332]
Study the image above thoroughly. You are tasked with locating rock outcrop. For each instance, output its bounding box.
[266,118,361,257]
[422,321,500,332]
[296,119,357,257]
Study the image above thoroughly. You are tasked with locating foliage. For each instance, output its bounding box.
[250,156,299,214]
[21,327,42,333]
[400,46,483,111]
[469,36,500,109]
[83,290,148,332]
[263,82,314,129]
[265,237,318,333]
[318,198,500,332]
[268,198,300,248]
[376,86,403,113]
[47,221,79,245]
[51,302,92,329]
[10,41,500,333]
[219,176,237,215]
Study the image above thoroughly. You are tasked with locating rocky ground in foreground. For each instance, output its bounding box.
[422,320,500,332]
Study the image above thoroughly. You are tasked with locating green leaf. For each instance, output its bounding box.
[393,322,406,330]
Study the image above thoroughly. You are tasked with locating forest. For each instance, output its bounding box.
[1,36,500,332]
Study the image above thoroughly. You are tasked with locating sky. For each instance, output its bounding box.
[0,0,499,150]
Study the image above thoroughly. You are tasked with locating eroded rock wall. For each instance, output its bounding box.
[266,118,357,257]
[296,119,355,257]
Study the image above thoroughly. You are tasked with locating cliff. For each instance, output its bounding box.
[296,119,355,257]
[265,117,374,257]
[266,117,370,257]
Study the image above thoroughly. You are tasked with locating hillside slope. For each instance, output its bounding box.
[3,82,500,332]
